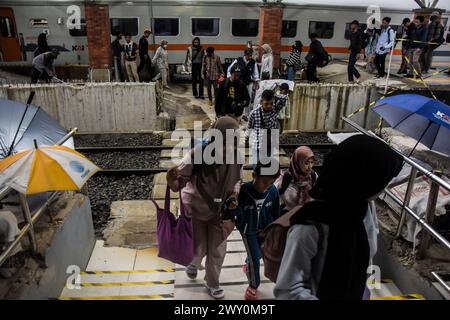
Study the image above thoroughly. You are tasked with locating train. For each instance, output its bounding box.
[1,0,449,68]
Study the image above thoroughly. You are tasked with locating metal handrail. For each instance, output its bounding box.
[0,128,77,267]
[342,116,450,295]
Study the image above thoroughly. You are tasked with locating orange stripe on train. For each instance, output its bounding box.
[147,44,402,55]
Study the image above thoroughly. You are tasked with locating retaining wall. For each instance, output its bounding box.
[0,82,157,133]
[286,83,382,132]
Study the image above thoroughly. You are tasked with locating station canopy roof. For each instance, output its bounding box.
[10,0,450,11]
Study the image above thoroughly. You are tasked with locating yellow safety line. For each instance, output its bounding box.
[59,293,174,300]
[396,38,449,46]
[403,55,438,100]
[367,278,394,285]
[81,268,174,275]
[370,293,425,300]
[66,280,174,288]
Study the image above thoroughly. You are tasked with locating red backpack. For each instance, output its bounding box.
[260,205,324,283]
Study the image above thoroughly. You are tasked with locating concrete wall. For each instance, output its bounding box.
[0,82,157,133]
[286,83,382,132]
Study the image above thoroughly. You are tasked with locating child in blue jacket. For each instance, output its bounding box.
[223,161,281,300]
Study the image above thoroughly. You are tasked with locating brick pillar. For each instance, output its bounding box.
[259,4,283,69]
[85,3,111,70]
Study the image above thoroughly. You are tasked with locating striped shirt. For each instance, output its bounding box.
[247,93,288,149]
[286,49,302,67]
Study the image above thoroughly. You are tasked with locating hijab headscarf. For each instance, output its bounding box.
[283,146,315,206]
[262,44,272,54]
[193,116,242,214]
[291,135,403,300]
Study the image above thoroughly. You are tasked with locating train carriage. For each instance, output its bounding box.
[0,0,449,68]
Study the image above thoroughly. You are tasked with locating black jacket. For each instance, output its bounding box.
[307,39,326,64]
[349,30,362,54]
[111,39,123,57]
[124,41,138,61]
[215,78,250,117]
[138,36,149,58]
[235,57,256,85]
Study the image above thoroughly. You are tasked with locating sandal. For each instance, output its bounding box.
[205,284,225,299]
[185,264,198,280]
[245,286,258,300]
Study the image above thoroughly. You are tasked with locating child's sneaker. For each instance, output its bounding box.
[185,264,197,280]
[205,284,225,299]
[245,286,258,300]
[242,263,248,275]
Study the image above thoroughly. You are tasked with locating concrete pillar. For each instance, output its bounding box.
[85,3,111,80]
[259,4,283,69]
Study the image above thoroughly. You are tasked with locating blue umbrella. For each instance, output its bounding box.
[0,96,68,159]
[372,94,450,156]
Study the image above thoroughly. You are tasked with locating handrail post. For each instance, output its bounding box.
[418,172,441,259]
[395,167,418,238]
[18,193,37,253]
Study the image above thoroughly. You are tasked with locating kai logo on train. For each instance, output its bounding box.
[433,111,450,125]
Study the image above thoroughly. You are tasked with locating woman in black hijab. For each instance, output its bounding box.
[274,135,403,300]
[34,33,51,57]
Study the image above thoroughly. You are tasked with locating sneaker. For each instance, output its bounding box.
[205,284,225,299]
[244,286,258,300]
[185,264,197,280]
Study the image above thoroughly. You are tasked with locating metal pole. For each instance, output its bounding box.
[18,193,37,253]
[395,167,418,237]
[384,45,395,95]
[418,174,441,258]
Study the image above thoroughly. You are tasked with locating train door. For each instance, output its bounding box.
[0,7,22,61]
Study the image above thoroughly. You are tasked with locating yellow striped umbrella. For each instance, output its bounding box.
[0,145,100,194]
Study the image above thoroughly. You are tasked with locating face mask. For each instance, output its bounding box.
[162,45,167,49]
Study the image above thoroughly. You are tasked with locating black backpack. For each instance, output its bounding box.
[361,32,370,49]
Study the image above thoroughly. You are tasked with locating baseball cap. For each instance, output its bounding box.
[431,11,440,17]
[230,64,242,76]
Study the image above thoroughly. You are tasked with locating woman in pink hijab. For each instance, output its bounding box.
[274,146,317,212]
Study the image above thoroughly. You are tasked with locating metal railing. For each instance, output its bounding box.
[342,116,450,295]
[0,128,77,267]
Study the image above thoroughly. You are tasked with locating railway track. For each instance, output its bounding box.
[76,143,336,176]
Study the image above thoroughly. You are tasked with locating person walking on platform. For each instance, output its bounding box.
[215,64,250,119]
[227,49,260,118]
[123,33,139,82]
[34,33,50,57]
[274,146,317,213]
[166,116,243,300]
[364,27,379,74]
[137,28,153,79]
[347,20,362,83]
[305,33,325,82]
[202,47,223,107]
[31,49,59,84]
[398,18,412,75]
[186,37,205,98]
[285,41,303,81]
[274,135,403,300]
[420,11,444,73]
[260,44,274,80]
[223,161,281,300]
[111,32,124,82]
[374,17,396,79]
[152,40,170,88]
[405,16,427,79]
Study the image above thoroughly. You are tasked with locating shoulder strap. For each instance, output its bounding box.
[258,107,266,128]
[310,171,317,187]
[279,170,293,195]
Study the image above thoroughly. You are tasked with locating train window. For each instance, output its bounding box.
[231,19,258,37]
[192,18,219,36]
[29,18,48,27]
[152,18,179,36]
[0,17,15,37]
[69,18,87,37]
[344,23,367,40]
[282,20,297,38]
[309,21,334,39]
[110,18,138,36]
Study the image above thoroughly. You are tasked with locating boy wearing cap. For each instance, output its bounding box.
[215,64,250,119]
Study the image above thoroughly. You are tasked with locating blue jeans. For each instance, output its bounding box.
[287,66,295,81]
[242,234,263,289]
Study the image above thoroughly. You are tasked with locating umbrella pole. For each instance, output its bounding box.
[408,120,432,158]
[7,91,35,156]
